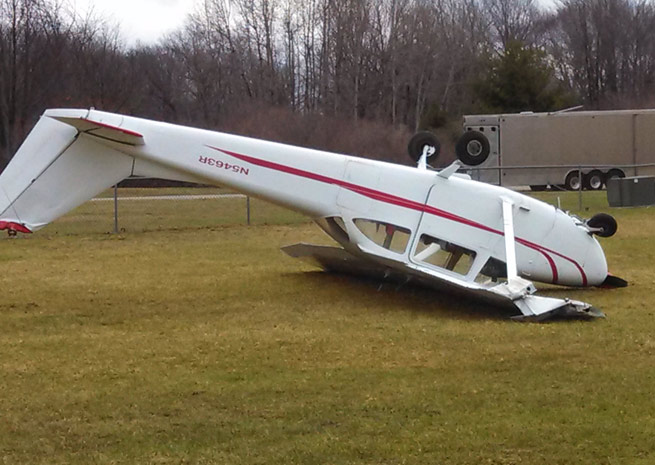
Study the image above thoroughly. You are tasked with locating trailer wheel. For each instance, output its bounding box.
[564,171,583,191]
[455,131,490,166]
[587,213,617,237]
[407,131,440,164]
[583,170,605,190]
[606,169,625,181]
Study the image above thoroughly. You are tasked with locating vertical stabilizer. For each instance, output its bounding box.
[0,113,134,232]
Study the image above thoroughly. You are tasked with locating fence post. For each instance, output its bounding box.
[113,184,119,234]
[246,196,251,225]
[578,166,583,211]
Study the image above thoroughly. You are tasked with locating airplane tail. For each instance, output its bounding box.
[0,108,208,234]
[0,112,135,233]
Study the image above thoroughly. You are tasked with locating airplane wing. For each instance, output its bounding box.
[282,243,391,278]
[282,242,604,321]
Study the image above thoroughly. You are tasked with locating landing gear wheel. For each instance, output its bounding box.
[407,131,440,164]
[587,213,618,237]
[583,170,605,190]
[455,131,490,166]
[565,171,583,191]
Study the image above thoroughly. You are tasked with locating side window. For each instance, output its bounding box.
[413,234,476,276]
[353,219,411,254]
[476,257,507,283]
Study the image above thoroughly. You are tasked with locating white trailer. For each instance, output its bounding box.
[455,109,655,190]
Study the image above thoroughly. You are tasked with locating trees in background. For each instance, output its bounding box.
[0,0,137,166]
[0,0,70,162]
[2,0,655,168]
[474,40,576,113]
[553,0,655,106]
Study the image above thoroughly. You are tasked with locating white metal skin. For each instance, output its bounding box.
[0,109,615,319]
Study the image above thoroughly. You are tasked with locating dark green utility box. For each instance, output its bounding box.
[607,176,655,207]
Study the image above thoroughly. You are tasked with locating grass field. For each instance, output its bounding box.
[1,190,654,464]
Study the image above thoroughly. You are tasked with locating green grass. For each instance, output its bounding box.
[1,191,654,464]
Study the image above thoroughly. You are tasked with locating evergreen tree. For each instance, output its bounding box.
[474,41,577,113]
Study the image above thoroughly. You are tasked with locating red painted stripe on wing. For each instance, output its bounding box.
[209,146,584,284]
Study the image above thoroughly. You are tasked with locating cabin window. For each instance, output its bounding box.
[475,257,507,283]
[353,219,411,254]
[413,234,476,276]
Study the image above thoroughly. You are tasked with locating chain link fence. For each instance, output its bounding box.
[44,183,308,236]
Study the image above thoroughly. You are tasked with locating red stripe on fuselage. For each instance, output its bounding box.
[208,146,586,285]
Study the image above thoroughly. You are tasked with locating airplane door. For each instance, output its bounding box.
[410,179,502,279]
[336,160,381,215]
[336,160,427,260]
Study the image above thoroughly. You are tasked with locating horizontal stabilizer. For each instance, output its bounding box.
[53,116,144,146]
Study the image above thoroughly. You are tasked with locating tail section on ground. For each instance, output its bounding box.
[0,112,136,232]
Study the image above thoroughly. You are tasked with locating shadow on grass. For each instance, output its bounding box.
[282,271,612,323]
[282,270,518,322]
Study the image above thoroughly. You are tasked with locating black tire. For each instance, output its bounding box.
[407,131,440,163]
[530,185,548,192]
[587,213,618,237]
[583,170,605,190]
[455,131,490,166]
[564,171,583,191]
[606,168,625,181]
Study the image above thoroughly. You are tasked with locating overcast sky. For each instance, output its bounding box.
[71,0,199,46]
[71,0,558,48]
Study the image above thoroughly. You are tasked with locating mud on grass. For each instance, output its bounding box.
[1,192,654,464]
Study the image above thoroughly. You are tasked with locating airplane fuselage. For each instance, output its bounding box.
[0,109,615,319]
[76,110,604,288]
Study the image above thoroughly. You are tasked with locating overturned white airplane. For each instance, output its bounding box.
[0,109,626,320]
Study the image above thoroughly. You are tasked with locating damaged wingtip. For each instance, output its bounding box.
[512,303,606,322]
[586,306,606,319]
